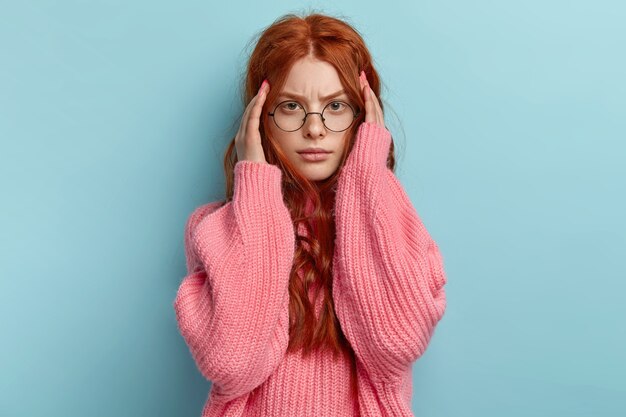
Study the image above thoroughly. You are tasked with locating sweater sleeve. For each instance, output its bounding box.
[173,160,295,403]
[332,122,447,385]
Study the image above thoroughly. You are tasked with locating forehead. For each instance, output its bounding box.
[279,57,344,99]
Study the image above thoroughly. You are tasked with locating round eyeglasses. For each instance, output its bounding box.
[268,100,360,132]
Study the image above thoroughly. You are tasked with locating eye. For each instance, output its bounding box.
[327,101,348,112]
[280,101,302,112]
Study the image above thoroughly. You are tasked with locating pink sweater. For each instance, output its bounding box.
[173,122,448,416]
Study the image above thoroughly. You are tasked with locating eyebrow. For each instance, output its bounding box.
[276,89,347,102]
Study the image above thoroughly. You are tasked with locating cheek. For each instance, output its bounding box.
[271,132,295,153]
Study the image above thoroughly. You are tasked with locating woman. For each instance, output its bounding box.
[173,12,447,417]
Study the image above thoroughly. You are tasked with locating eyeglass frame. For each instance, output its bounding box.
[267,99,361,132]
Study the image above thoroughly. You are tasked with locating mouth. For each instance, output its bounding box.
[297,150,332,154]
[298,151,332,162]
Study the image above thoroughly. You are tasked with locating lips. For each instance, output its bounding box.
[297,150,331,154]
[298,151,331,162]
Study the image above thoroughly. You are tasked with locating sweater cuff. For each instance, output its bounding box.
[233,160,285,209]
[348,122,392,171]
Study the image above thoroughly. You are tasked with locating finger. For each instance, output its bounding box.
[240,82,266,138]
[238,95,256,139]
[359,72,371,122]
[370,86,383,125]
[359,71,370,107]
[362,80,376,124]
[365,84,382,125]
[247,82,268,133]
[359,71,367,90]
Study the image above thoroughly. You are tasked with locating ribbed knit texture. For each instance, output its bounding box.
[173,122,448,416]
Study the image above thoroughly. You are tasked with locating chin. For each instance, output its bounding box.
[291,159,339,182]
[303,168,335,182]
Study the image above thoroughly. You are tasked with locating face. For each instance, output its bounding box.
[267,56,355,182]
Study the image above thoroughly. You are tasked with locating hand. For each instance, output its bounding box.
[359,70,385,127]
[235,79,270,164]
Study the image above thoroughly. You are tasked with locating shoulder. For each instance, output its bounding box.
[185,200,228,236]
[183,200,228,273]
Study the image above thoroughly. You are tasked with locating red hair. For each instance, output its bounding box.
[219,11,397,392]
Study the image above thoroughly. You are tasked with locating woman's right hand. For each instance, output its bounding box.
[235,79,270,164]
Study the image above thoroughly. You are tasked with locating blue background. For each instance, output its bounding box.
[1,1,624,416]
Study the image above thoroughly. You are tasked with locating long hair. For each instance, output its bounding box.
[220,11,397,381]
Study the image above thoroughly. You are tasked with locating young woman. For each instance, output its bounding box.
[173,12,447,417]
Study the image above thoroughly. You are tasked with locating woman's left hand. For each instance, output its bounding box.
[359,70,385,127]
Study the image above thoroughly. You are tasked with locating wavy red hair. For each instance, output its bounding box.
[218,11,397,390]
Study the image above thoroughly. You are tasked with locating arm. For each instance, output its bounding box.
[332,122,447,385]
[173,160,295,402]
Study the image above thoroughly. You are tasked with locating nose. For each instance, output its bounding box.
[302,111,326,138]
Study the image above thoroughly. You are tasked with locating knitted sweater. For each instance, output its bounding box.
[173,122,448,417]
